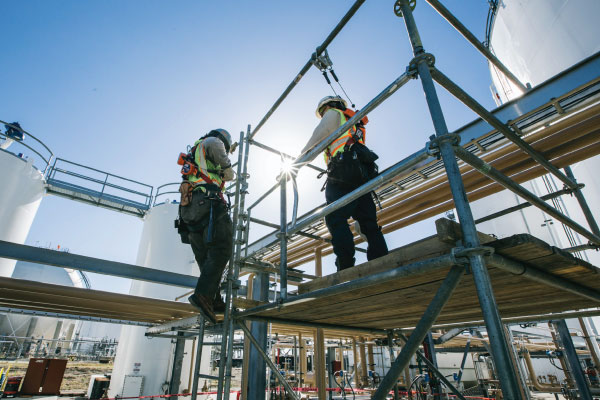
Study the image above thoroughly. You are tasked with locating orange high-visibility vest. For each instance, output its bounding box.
[323,108,366,164]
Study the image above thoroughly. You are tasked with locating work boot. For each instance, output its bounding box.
[335,257,355,272]
[213,295,227,314]
[188,294,217,324]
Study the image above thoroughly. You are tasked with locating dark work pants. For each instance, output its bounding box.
[325,182,388,270]
[188,203,233,302]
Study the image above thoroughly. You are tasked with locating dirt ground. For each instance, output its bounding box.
[0,360,113,393]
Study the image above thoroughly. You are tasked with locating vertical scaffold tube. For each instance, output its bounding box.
[223,130,248,399]
[191,317,205,400]
[279,174,288,301]
[395,1,522,398]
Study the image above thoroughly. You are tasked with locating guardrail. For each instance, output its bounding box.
[46,158,153,211]
[0,120,54,175]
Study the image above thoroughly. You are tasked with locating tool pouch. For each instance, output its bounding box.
[179,186,211,227]
[179,181,194,206]
[326,143,379,189]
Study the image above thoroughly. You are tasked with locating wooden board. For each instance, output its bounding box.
[246,233,600,330]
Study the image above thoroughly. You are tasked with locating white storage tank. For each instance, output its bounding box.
[471,0,600,268]
[0,149,45,278]
[109,201,202,398]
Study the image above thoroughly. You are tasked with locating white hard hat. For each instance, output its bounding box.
[315,95,347,118]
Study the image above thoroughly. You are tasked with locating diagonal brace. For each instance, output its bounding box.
[396,332,468,400]
[372,265,465,400]
[454,146,600,245]
[430,66,578,190]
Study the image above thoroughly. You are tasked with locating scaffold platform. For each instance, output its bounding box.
[237,219,600,331]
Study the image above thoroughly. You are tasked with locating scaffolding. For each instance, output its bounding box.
[177,1,600,399]
[0,0,599,399]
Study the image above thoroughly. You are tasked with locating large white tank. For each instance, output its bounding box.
[0,260,85,340]
[488,0,600,104]
[0,149,45,277]
[471,0,600,268]
[109,201,201,398]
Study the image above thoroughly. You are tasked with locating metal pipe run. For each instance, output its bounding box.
[424,0,528,92]
[247,180,279,211]
[397,1,523,397]
[250,0,366,140]
[474,187,581,225]
[486,254,600,302]
[236,252,460,318]
[238,322,300,400]
[454,146,600,245]
[372,265,465,400]
[236,315,388,336]
[430,67,578,190]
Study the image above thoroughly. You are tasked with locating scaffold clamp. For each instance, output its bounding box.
[394,0,416,18]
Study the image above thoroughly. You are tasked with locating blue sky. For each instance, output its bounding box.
[1,1,497,292]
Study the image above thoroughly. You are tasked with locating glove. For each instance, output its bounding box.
[222,167,234,181]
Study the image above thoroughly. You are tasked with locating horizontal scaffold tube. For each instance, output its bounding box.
[486,254,600,303]
[235,252,462,318]
[0,240,197,288]
[244,146,432,259]
[237,315,388,336]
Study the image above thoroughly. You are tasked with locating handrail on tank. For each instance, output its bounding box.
[153,182,181,206]
[0,120,55,175]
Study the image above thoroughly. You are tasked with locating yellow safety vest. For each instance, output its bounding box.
[323,109,366,164]
[187,139,224,190]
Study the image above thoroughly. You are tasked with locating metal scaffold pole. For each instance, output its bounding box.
[224,126,250,395]
[218,129,249,400]
[191,316,206,400]
[395,0,523,397]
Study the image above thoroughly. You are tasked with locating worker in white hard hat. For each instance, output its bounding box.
[300,96,388,271]
[177,129,235,323]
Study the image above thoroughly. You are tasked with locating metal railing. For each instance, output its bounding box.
[46,158,154,210]
[0,120,54,175]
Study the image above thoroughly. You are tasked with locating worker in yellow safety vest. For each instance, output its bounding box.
[177,128,235,323]
[300,96,388,271]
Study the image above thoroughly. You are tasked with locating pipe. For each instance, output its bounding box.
[522,350,562,393]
